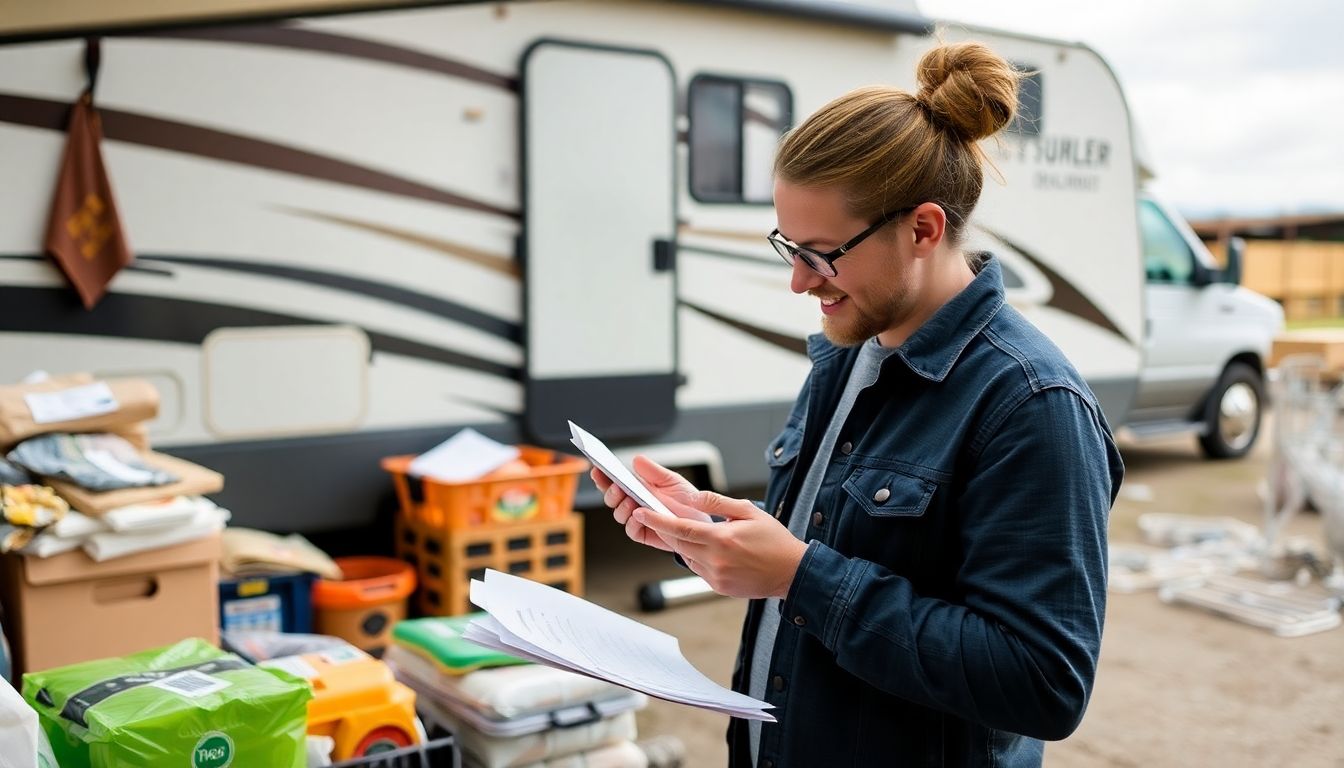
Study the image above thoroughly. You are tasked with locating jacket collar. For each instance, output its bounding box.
[807,255,1006,383]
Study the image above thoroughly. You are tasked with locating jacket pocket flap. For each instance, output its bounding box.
[764,425,803,468]
[842,468,935,517]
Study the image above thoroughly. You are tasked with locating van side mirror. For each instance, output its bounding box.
[1223,237,1245,285]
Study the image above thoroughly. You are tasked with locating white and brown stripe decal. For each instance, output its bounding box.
[143,24,517,91]
[0,92,518,220]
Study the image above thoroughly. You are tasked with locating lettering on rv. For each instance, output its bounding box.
[65,194,114,260]
[993,134,1110,193]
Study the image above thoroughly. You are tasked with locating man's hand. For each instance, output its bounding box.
[591,455,710,553]
[633,466,807,600]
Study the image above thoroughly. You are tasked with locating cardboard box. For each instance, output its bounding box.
[0,534,220,676]
[1270,329,1344,371]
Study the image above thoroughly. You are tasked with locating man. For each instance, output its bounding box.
[595,41,1123,767]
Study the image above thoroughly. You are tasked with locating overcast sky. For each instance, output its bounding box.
[916,0,1344,219]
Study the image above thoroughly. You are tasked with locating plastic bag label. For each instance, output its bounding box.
[150,670,232,699]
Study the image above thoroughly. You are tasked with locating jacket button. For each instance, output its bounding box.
[772,675,785,691]
[873,487,891,503]
[812,511,824,527]
[774,501,784,518]
[773,445,784,458]
[793,615,806,626]
[839,441,853,455]
[762,761,774,768]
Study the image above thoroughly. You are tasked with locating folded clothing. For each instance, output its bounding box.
[392,614,527,676]
[102,495,216,532]
[22,510,107,558]
[0,456,31,485]
[22,498,221,559]
[221,528,341,580]
[0,374,159,450]
[0,484,69,554]
[83,505,230,562]
[9,433,177,492]
[44,451,223,516]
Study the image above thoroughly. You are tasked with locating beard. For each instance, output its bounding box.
[818,277,917,347]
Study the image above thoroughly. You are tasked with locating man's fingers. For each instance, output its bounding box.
[602,483,627,510]
[632,455,694,493]
[614,496,638,523]
[635,508,713,545]
[697,492,762,520]
[590,468,613,493]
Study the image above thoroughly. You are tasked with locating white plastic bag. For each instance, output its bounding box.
[0,675,39,768]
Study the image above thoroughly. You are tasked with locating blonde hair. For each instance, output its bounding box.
[773,40,1023,247]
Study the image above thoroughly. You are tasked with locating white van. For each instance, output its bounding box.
[0,0,1281,529]
[1132,193,1283,458]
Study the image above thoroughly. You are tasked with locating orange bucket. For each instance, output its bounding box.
[313,557,416,656]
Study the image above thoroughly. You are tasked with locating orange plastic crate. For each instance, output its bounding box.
[381,446,589,530]
[395,513,584,617]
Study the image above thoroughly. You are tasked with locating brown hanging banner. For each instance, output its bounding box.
[43,37,133,310]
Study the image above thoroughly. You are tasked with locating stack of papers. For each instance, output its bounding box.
[566,421,672,518]
[464,569,774,721]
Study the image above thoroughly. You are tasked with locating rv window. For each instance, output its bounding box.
[1009,66,1042,136]
[1139,200,1195,284]
[689,76,791,204]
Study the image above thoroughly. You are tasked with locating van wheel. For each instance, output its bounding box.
[1198,362,1263,459]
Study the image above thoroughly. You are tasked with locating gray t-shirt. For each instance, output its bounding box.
[749,337,899,763]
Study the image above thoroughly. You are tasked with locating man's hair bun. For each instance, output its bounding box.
[916,41,1021,143]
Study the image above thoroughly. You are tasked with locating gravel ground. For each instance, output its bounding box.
[582,426,1344,767]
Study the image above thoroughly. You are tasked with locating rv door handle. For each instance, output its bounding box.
[652,239,676,272]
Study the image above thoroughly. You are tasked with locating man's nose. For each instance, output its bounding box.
[790,257,824,294]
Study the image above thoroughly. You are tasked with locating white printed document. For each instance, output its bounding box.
[567,421,673,518]
[465,569,775,721]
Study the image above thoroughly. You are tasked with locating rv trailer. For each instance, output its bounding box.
[0,0,1272,530]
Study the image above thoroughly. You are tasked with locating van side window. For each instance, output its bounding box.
[1008,65,1042,136]
[689,75,792,204]
[1140,200,1195,284]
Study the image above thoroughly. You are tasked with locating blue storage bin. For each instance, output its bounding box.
[218,571,316,634]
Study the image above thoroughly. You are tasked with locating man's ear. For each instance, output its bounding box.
[910,202,947,258]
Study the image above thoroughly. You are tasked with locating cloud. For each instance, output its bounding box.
[919,0,1344,215]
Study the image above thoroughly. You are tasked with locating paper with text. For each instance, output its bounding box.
[466,569,773,721]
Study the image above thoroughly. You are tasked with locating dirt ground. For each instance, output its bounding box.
[581,425,1344,767]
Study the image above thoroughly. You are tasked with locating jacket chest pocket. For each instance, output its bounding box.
[837,465,939,568]
[762,423,803,520]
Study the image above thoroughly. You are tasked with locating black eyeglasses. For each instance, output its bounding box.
[767,207,915,277]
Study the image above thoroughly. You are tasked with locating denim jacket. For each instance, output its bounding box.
[731,257,1124,768]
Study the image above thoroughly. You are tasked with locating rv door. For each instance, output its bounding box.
[521,40,678,445]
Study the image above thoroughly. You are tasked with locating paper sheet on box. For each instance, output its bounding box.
[409,428,519,482]
[464,569,774,721]
[567,421,673,518]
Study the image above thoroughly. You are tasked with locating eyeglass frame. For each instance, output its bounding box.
[767,205,917,277]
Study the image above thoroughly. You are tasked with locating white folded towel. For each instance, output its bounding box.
[101,496,216,532]
[83,506,230,561]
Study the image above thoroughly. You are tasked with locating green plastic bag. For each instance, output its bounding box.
[21,638,311,768]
